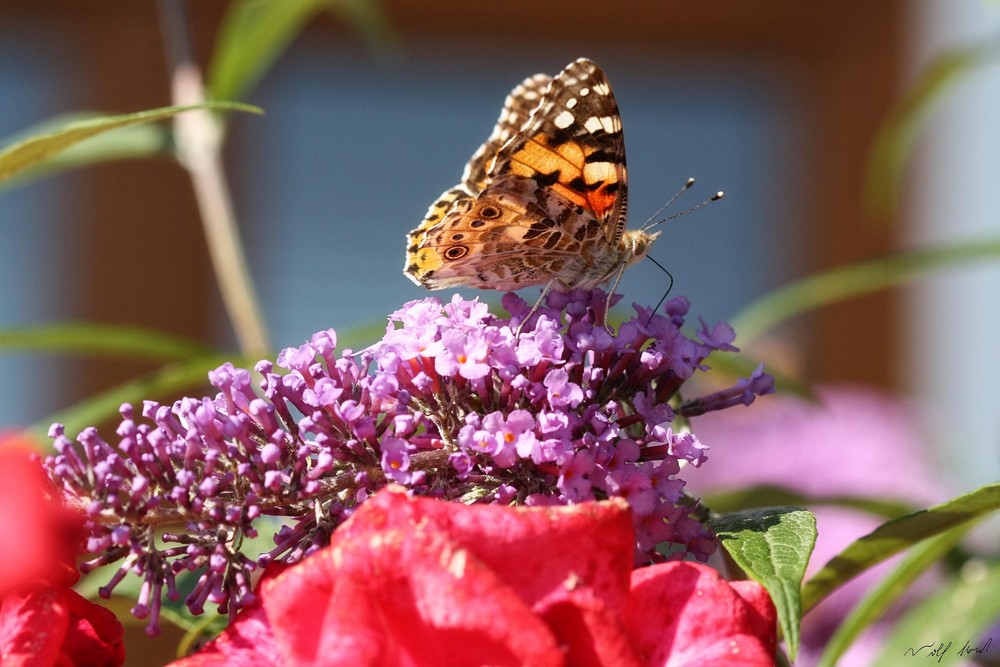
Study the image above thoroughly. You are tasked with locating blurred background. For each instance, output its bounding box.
[0,1,997,486]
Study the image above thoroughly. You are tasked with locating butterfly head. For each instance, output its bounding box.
[622,229,661,266]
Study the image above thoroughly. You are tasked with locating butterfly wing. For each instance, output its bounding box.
[405,73,552,285]
[406,59,631,291]
[491,58,628,243]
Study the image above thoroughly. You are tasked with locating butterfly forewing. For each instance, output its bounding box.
[490,58,628,242]
[463,73,552,194]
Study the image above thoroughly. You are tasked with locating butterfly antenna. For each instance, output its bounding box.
[639,178,695,229]
[640,181,725,234]
[645,255,674,325]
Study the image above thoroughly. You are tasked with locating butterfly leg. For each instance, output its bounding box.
[600,261,630,334]
[514,279,557,337]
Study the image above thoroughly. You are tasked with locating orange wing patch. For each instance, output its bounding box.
[507,134,622,221]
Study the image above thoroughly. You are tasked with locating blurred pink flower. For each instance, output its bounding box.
[687,385,948,666]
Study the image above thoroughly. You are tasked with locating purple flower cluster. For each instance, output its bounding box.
[45,289,773,633]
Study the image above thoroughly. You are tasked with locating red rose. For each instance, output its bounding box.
[172,487,775,666]
[0,435,125,667]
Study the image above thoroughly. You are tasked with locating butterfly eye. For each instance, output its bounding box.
[444,245,468,260]
[479,205,501,219]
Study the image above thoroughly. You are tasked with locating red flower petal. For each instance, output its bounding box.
[0,589,69,667]
[626,562,777,667]
[263,489,584,666]
[60,590,126,667]
[332,486,636,610]
[174,488,776,667]
[0,588,125,667]
[0,436,83,596]
[536,583,645,667]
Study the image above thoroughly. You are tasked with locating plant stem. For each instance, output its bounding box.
[156,0,271,356]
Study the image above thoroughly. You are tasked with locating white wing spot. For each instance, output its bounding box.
[554,110,575,129]
[592,82,611,96]
[579,87,590,96]
[584,115,616,133]
[566,97,578,109]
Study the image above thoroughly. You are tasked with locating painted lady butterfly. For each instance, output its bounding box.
[404,58,658,310]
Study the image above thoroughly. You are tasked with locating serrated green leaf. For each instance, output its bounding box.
[815,523,973,667]
[705,484,917,519]
[730,237,1000,344]
[0,113,171,192]
[208,0,334,103]
[0,322,216,361]
[710,506,817,660]
[872,558,1000,666]
[802,483,1000,614]
[863,33,1000,221]
[0,102,261,183]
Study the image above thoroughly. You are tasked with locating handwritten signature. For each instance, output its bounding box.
[904,637,992,662]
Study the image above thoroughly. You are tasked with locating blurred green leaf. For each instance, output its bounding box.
[329,0,398,57]
[710,507,816,660]
[32,354,257,440]
[0,102,261,184]
[705,484,917,519]
[864,32,1000,221]
[209,0,398,103]
[0,322,215,361]
[731,237,1000,343]
[335,317,387,351]
[873,558,1000,666]
[703,350,816,400]
[0,114,172,192]
[802,482,1000,614]
[815,523,973,667]
[209,0,335,103]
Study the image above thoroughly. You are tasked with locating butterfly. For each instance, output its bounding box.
[404,58,660,318]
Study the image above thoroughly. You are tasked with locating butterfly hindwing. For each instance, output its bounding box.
[405,73,554,281]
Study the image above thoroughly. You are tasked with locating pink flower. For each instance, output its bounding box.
[170,487,775,667]
[687,386,949,666]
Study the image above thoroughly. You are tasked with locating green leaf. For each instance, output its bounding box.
[710,507,817,660]
[863,33,1000,221]
[0,322,216,362]
[208,0,399,103]
[0,113,172,192]
[208,0,335,103]
[814,523,973,667]
[31,354,258,440]
[0,101,261,184]
[802,482,1000,614]
[872,558,1000,666]
[705,484,917,519]
[730,237,1000,344]
[329,0,399,57]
